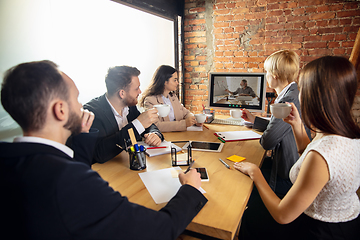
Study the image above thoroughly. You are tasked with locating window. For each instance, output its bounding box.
[0,0,177,141]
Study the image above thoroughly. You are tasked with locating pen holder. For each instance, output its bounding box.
[128,149,147,171]
[203,109,215,123]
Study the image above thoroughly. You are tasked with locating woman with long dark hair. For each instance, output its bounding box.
[235,56,360,240]
[140,65,199,132]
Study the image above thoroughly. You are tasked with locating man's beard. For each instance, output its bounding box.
[64,109,82,136]
[123,95,138,107]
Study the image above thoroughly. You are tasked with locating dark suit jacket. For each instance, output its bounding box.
[83,94,164,164]
[0,134,207,240]
[253,83,311,189]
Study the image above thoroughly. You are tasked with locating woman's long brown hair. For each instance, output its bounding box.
[299,56,360,138]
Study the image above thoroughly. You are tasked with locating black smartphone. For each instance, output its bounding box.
[196,167,209,181]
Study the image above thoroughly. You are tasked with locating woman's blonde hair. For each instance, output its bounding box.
[264,50,300,84]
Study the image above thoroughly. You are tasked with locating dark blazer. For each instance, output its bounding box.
[83,94,164,164]
[0,136,207,240]
[253,83,311,189]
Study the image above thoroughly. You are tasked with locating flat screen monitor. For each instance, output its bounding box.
[208,72,266,112]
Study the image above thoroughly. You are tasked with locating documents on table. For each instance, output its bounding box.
[214,130,261,142]
[137,140,182,157]
[186,125,203,131]
[139,167,206,204]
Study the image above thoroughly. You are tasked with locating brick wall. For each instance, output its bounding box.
[183,0,360,123]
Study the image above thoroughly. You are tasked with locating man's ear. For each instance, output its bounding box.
[118,89,126,99]
[53,101,68,121]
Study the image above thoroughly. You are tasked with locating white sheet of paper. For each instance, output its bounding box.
[139,167,206,204]
[187,125,203,131]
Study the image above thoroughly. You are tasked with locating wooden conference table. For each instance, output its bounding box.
[92,123,266,240]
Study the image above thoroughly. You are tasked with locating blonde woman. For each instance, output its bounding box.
[238,50,311,239]
[140,65,200,132]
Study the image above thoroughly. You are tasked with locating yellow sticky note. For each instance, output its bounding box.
[227,155,246,162]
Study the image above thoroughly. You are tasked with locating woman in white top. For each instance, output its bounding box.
[140,65,200,132]
[235,56,360,240]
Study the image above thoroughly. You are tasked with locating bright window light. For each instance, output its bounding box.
[0,0,175,141]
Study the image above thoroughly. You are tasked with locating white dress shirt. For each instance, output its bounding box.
[105,95,145,134]
[14,136,74,158]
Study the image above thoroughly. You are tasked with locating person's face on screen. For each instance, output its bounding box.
[123,76,141,107]
[240,80,247,89]
[164,72,179,92]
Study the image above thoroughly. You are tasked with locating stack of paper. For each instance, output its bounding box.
[214,130,261,142]
[137,140,182,157]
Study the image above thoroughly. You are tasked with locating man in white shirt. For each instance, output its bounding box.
[84,66,164,164]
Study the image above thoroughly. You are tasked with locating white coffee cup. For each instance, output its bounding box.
[194,113,206,123]
[230,109,242,119]
[270,103,292,118]
[154,104,170,117]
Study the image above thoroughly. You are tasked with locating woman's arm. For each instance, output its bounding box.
[234,150,329,224]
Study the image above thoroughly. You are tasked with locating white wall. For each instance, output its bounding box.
[0,0,175,141]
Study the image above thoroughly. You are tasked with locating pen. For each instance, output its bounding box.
[203,124,209,130]
[184,161,195,174]
[219,158,231,169]
[217,137,226,143]
[134,144,145,168]
[146,146,167,149]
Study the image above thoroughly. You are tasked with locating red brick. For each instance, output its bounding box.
[340,19,352,25]
[335,34,347,41]
[304,42,327,48]
[316,27,343,34]
[286,15,310,22]
[316,20,329,27]
[316,5,329,12]
[226,3,236,8]
[342,41,354,48]
[185,44,197,49]
[337,10,360,18]
[353,17,360,25]
[344,26,360,33]
[184,31,206,37]
[298,0,323,7]
[304,35,322,41]
[328,42,340,48]
[189,7,205,14]
[214,9,231,15]
[268,10,284,17]
[333,48,346,55]
[189,37,206,43]
[216,15,234,22]
[188,19,206,25]
[266,23,286,30]
[214,22,229,28]
[328,19,339,26]
[308,49,332,55]
[329,4,343,12]
[344,2,359,10]
[198,43,207,48]
[321,34,335,41]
